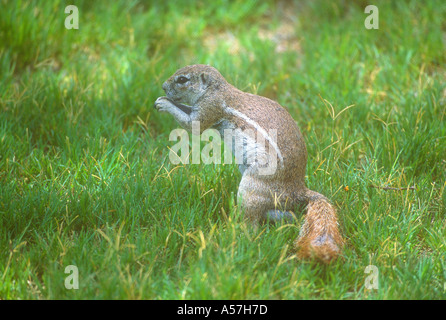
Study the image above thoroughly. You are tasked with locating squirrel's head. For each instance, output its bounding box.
[162,64,227,106]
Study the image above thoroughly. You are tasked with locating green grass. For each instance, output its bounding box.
[1,0,445,299]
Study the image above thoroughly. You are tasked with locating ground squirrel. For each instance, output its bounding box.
[154,64,344,263]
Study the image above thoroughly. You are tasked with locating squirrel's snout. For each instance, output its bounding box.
[162,82,168,92]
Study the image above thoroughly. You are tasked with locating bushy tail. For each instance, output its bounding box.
[294,190,344,263]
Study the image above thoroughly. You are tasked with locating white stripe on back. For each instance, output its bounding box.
[223,105,284,165]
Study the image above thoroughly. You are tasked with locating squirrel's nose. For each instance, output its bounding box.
[162,82,168,92]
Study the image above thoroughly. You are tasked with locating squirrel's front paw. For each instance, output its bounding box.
[153,96,173,113]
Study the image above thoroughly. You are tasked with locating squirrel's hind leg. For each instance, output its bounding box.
[265,210,296,224]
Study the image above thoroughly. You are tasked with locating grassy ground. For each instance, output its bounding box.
[0,0,445,299]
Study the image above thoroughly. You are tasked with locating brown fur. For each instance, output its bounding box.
[154,65,344,263]
[295,191,344,263]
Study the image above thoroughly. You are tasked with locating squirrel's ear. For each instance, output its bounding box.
[200,73,210,87]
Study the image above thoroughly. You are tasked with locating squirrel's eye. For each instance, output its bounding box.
[176,76,189,84]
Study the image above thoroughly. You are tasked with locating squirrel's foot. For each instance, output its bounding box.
[153,96,174,113]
